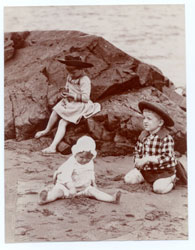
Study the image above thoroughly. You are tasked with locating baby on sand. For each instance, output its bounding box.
[38,136,121,205]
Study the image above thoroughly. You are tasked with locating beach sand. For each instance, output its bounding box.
[5,139,188,242]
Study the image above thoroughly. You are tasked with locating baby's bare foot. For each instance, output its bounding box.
[38,190,48,205]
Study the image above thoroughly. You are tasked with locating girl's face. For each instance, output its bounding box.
[75,151,94,165]
[66,66,83,79]
[142,109,164,134]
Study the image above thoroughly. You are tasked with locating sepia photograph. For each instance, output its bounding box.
[2,0,195,249]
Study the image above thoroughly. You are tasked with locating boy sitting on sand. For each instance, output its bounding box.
[38,136,121,205]
[124,101,177,194]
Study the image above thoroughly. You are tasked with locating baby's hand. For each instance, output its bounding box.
[69,187,76,198]
[65,182,76,197]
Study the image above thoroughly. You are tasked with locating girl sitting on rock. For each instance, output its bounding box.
[38,136,121,205]
[34,55,101,154]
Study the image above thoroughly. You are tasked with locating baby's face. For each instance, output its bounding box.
[75,151,94,165]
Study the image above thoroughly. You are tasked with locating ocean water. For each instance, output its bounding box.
[4,4,185,87]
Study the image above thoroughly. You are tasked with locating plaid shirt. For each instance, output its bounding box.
[134,128,177,171]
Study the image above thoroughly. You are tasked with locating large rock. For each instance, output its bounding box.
[4,87,15,139]
[8,73,50,141]
[59,87,186,155]
[4,30,186,155]
[4,32,30,62]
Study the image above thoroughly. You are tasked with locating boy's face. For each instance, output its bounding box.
[142,109,164,133]
[75,151,94,165]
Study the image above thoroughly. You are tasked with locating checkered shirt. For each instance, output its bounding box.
[134,130,177,171]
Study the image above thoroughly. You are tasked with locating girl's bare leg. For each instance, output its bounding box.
[42,119,68,153]
[86,187,121,204]
[35,110,59,139]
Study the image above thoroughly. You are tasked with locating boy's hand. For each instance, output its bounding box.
[135,156,160,170]
[146,156,160,164]
[135,158,148,170]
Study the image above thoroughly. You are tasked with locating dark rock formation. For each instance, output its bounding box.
[4,30,186,155]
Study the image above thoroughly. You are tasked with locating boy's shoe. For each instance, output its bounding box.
[175,161,187,185]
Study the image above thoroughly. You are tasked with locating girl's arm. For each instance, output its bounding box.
[62,76,91,103]
[75,76,91,103]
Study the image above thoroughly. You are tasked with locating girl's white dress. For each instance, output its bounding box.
[53,75,101,124]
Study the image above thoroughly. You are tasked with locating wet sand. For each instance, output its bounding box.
[5,140,188,242]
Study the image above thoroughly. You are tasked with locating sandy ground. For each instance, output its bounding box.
[4,140,188,243]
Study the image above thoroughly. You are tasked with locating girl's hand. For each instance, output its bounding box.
[66,93,75,102]
[61,91,69,98]
[61,92,67,98]
[61,92,75,101]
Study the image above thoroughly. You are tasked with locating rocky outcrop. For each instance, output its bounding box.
[4,30,186,155]
[4,31,30,62]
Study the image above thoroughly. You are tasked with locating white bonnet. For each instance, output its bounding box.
[71,136,97,157]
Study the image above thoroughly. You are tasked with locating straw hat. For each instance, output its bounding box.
[57,55,94,68]
[138,101,174,127]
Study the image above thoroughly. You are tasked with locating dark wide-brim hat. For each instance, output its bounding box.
[138,101,174,127]
[57,55,94,68]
